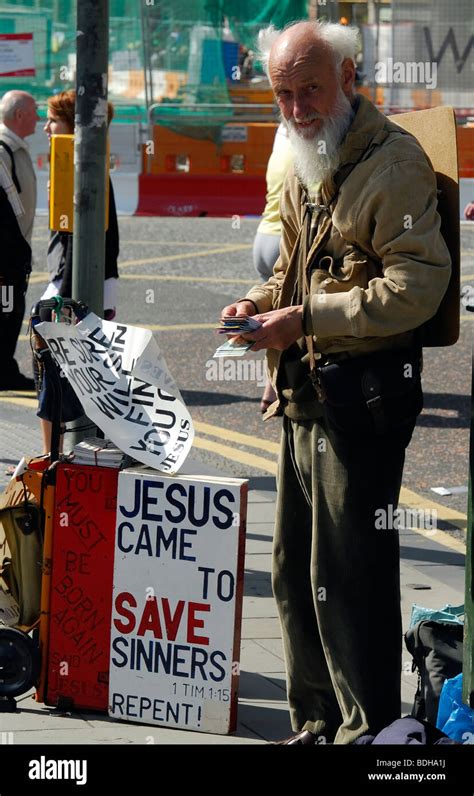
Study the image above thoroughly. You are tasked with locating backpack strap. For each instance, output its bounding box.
[0,140,21,194]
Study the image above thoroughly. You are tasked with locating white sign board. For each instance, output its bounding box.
[0,33,35,77]
[37,314,194,473]
[221,125,248,142]
[108,468,247,734]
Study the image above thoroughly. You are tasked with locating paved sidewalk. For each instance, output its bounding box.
[0,403,466,745]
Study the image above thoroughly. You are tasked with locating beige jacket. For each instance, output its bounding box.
[0,125,36,245]
[245,95,451,395]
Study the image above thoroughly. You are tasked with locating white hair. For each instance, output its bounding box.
[1,91,33,121]
[258,21,359,76]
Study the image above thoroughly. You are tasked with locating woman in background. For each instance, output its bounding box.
[252,122,293,413]
[34,89,119,454]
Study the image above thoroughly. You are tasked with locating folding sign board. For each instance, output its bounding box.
[45,464,119,711]
[108,468,247,734]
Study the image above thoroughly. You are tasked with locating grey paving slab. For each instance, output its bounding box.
[244,579,273,599]
[237,701,292,742]
[240,640,285,673]
[2,696,92,732]
[241,596,279,618]
[240,617,281,639]
[8,727,262,745]
[253,638,285,661]
[246,503,276,522]
[243,536,273,554]
[238,670,287,701]
[263,674,292,695]
[247,491,277,504]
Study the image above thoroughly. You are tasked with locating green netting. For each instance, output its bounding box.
[0,0,308,126]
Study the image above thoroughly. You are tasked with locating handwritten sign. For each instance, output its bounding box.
[37,314,194,474]
[108,468,247,734]
[46,464,119,711]
[0,34,35,77]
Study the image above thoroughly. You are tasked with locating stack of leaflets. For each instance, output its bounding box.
[214,315,262,358]
[73,438,126,468]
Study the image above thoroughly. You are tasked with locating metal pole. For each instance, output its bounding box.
[463,329,474,708]
[72,0,108,316]
[71,0,109,445]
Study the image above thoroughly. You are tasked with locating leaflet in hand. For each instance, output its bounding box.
[213,339,254,358]
[214,315,262,358]
[217,315,262,334]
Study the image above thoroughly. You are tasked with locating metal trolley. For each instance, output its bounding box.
[0,298,88,711]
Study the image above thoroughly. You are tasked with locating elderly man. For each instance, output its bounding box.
[0,90,38,390]
[222,21,451,744]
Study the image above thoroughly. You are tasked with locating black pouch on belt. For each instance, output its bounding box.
[312,346,423,436]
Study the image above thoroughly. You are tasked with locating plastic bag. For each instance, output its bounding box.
[409,603,464,628]
[437,673,474,743]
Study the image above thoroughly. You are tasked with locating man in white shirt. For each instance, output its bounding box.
[0,90,39,390]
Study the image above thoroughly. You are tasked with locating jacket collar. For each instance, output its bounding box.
[0,125,29,152]
[320,94,388,203]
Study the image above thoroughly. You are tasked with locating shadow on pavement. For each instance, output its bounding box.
[400,545,465,568]
[418,392,470,428]
[180,389,260,406]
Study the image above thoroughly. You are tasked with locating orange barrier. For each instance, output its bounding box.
[144,122,276,176]
[457,125,474,179]
[136,109,474,215]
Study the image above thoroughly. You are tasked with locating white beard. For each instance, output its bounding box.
[284,89,355,191]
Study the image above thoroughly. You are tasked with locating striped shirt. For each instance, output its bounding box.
[0,158,24,218]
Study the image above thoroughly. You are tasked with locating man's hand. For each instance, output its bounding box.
[221,300,257,318]
[240,306,304,352]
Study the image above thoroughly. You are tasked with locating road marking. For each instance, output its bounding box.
[120,240,248,247]
[193,436,466,550]
[119,244,251,268]
[28,271,49,283]
[193,436,278,474]
[399,485,466,531]
[146,323,216,331]
[193,420,280,454]
[120,273,256,284]
[18,321,216,340]
[30,238,249,246]
[403,521,466,553]
[20,323,473,338]
[0,393,36,406]
[0,396,465,552]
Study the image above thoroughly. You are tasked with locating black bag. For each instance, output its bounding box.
[0,186,31,288]
[313,346,423,436]
[404,620,464,726]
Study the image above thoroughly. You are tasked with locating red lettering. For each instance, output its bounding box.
[114,594,211,644]
[162,598,185,641]
[113,592,137,634]
[137,597,163,638]
[187,602,210,645]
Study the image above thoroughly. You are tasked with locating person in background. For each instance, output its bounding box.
[0,90,39,390]
[464,202,474,221]
[34,89,119,454]
[253,122,293,412]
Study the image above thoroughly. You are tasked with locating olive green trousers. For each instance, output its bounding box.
[273,415,415,745]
